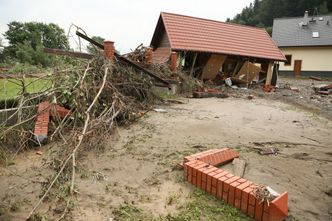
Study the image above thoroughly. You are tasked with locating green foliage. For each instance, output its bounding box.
[319,1,330,14]
[112,203,148,220]
[4,62,46,74]
[87,36,105,55]
[0,78,51,100]
[2,21,69,66]
[15,41,53,67]
[231,0,332,31]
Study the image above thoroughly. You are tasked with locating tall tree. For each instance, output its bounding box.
[3,21,69,66]
[231,0,331,33]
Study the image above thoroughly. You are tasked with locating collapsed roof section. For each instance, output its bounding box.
[150,12,286,62]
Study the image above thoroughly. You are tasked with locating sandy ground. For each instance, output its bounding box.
[0,97,331,221]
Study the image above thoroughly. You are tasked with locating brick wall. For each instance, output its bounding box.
[183,148,288,221]
[34,102,70,144]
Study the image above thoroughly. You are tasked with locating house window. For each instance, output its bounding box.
[312,31,319,38]
[285,55,292,66]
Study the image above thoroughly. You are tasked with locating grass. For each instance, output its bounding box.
[0,78,51,100]
[112,203,148,220]
[166,189,252,221]
[111,189,252,221]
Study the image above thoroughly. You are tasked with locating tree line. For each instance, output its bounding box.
[0,22,103,67]
[229,0,332,34]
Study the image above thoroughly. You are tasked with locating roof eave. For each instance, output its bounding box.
[172,48,286,62]
[278,44,332,48]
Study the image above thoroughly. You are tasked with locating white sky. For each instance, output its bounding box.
[0,0,253,53]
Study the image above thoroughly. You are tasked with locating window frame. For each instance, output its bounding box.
[284,55,292,66]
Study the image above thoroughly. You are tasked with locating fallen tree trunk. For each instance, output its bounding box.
[75,31,170,86]
[43,48,94,59]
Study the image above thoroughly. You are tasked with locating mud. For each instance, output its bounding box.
[0,97,331,220]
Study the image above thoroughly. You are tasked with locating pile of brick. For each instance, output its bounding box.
[34,102,70,143]
[183,148,288,221]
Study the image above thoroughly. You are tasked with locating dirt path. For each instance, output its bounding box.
[1,97,331,220]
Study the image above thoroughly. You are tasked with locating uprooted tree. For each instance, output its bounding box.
[0,54,160,219]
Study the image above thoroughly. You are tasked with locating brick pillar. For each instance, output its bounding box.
[170,51,177,71]
[104,40,115,61]
[145,47,153,63]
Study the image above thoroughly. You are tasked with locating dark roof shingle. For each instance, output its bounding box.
[272,15,332,47]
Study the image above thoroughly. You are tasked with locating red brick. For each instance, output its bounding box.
[184,161,197,182]
[262,202,270,221]
[237,178,247,183]
[249,192,256,206]
[211,170,226,186]
[196,164,209,188]
[211,170,226,196]
[190,161,203,184]
[263,201,269,212]
[248,205,255,217]
[235,181,252,209]
[255,200,264,221]
[216,174,230,199]
[200,165,214,189]
[241,186,253,213]
[225,173,234,178]
[269,192,288,221]
[228,180,241,206]
[192,161,207,185]
[223,176,240,202]
[206,170,218,193]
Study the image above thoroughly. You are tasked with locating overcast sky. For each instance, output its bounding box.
[0,0,253,53]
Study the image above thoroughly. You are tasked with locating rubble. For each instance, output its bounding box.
[309,76,322,81]
[259,147,279,155]
[232,158,246,177]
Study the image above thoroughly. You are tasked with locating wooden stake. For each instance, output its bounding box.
[190,53,198,76]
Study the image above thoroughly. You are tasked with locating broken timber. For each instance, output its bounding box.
[43,48,93,59]
[75,31,169,86]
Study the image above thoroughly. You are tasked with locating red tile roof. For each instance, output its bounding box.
[159,12,286,61]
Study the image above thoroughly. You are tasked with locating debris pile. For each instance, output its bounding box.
[0,54,161,218]
[126,43,149,63]
[312,84,332,95]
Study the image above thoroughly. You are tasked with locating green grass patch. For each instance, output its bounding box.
[166,189,252,221]
[0,78,51,100]
[111,189,252,221]
[113,203,149,220]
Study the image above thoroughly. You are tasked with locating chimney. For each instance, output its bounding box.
[303,11,309,26]
[170,52,177,72]
[145,47,153,63]
[104,40,115,61]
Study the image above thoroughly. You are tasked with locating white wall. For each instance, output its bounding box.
[279,46,332,72]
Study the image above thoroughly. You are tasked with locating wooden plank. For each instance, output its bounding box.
[190,53,198,76]
[201,54,226,80]
[43,48,93,59]
[233,61,261,83]
[265,61,274,85]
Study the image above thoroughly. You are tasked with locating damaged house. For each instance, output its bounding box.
[149,12,286,86]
